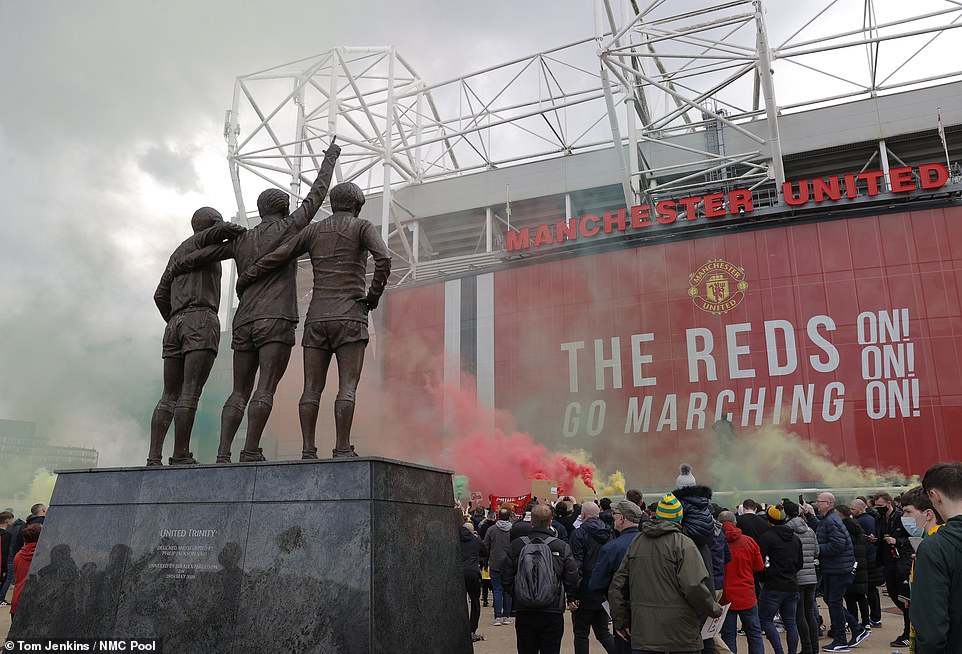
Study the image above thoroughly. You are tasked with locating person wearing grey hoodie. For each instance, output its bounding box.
[786,501,819,654]
[483,508,515,625]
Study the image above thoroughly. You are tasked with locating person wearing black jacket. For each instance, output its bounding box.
[738,498,772,611]
[470,506,485,531]
[460,522,489,642]
[598,498,614,531]
[568,502,615,654]
[1,513,24,605]
[813,492,869,651]
[837,506,871,631]
[4,507,38,609]
[477,511,496,607]
[556,501,578,539]
[757,505,804,654]
[674,474,718,654]
[511,516,533,542]
[850,498,884,627]
[588,500,645,654]
[9,504,47,567]
[874,491,912,647]
[737,499,772,544]
[504,504,580,654]
[478,510,496,541]
[10,504,44,560]
[0,511,13,606]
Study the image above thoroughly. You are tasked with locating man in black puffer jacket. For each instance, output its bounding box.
[569,502,615,654]
[674,466,718,654]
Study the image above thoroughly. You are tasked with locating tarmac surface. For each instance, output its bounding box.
[469,595,911,653]
[3,584,913,652]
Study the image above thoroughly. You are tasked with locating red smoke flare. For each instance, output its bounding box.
[435,381,597,497]
[351,330,602,498]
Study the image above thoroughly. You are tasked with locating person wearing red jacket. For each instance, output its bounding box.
[719,512,765,654]
[10,523,41,615]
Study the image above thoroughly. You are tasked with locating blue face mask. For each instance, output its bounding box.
[901,515,925,538]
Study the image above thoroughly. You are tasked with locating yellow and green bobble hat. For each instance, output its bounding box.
[656,493,684,522]
[767,505,787,523]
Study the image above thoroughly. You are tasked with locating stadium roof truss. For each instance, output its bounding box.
[225,41,618,283]
[225,0,962,286]
[598,0,962,200]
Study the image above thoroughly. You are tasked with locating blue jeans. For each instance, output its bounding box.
[721,605,765,654]
[822,573,861,644]
[491,569,513,618]
[758,589,799,654]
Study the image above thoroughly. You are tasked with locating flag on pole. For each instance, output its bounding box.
[938,107,951,171]
[938,108,947,147]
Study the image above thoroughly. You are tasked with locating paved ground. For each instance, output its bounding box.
[3,584,913,652]
[469,596,910,653]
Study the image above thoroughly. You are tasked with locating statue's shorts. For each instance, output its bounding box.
[162,308,220,358]
[302,320,369,351]
[231,317,296,351]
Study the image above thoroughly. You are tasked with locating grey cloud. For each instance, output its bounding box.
[138,143,201,193]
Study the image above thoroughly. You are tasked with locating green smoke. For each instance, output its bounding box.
[453,475,470,500]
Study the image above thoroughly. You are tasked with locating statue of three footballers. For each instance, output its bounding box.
[150,139,392,465]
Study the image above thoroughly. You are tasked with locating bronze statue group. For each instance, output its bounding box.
[149,139,391,466]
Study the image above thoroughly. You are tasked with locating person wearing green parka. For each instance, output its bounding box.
[609,493,722,653]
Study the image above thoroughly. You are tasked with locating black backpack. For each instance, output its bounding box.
[514,536,562,609]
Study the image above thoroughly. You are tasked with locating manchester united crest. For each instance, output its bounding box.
[688,259,748,314]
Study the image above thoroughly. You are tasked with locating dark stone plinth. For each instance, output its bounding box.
[8,458,472,654]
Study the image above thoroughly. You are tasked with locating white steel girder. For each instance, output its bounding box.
[596,0,962,208]
[226,43,617,284]
[226,2,962,287]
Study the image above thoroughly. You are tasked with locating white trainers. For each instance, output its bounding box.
[502,617,513,625]
[493,618,503,626]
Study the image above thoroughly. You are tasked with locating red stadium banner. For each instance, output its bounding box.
[489,494,532,514]
[384,203,962,484]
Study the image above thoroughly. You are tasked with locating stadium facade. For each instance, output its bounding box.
[218,1,962,486]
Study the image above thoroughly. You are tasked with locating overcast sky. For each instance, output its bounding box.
[0,0,957,470]
[0,1,604,468]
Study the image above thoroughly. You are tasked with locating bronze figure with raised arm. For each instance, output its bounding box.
[171,139,341,462]
[236,181,391,458]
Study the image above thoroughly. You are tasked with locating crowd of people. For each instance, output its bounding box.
[0,504,46,617]
[459,462,962,654]
[5,461,962,654]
